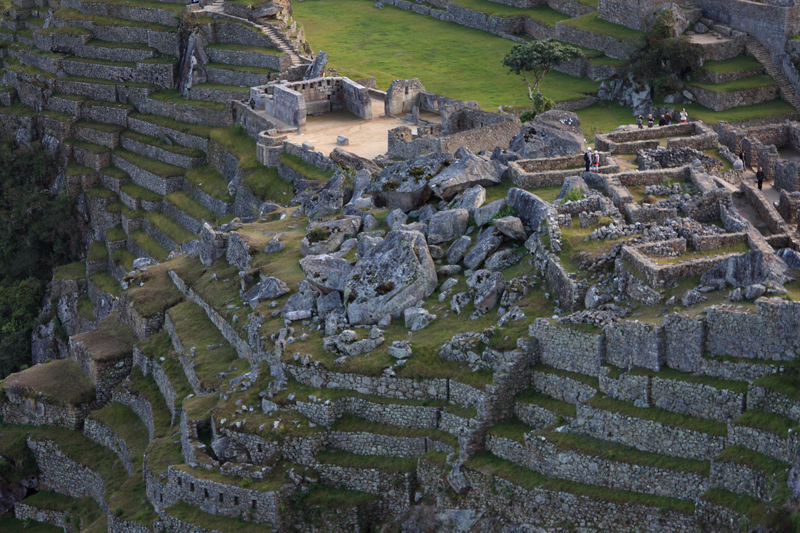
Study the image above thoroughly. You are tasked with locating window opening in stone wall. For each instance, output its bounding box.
[190,482,194,492]
[219,493,223,503]
[257,444,262,453]
[160,494,163,503]
[204,488,209,499]
[234,496,239,505]
[177,478,182,486]
[251,500,257,510]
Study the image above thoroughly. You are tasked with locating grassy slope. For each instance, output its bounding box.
[292,0,599,108]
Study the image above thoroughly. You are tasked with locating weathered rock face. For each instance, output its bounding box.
[302,174,351,221]
[509,110,583,159]
[468,269,506,315]
[330,147,381,174]
[507,188,551,232]
[428,154,501,201]
[368,152,453,212]
[453,185,486,215]
[463,227,503,271]
[300,254,354,292]
[555,175,590,202]
[242,276,290,304]
[447,236,472,265]
[344,230,438,325]
[427,209,469,245]
[493,216,527,241]
[198,222,229,267]
[700,250,792,289]
[474,199,508,227]
[300,215,362,256]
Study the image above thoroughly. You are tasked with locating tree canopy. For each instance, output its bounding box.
[503,40,583,101]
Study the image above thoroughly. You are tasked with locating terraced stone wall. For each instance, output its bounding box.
[84,418,134,475]
[113,387,156,442]
[1,387,86,429]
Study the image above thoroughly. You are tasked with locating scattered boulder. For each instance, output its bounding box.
[344,230,438,325]
[493,216,527,241]
[386,208,408,230]
[369,152,453,212]
[357,233,383,258]
[447,236,472,265]
[509,110,583,159]
[427,209,469,245]
[468,270,506,315]
[451,292,471,314]
[388,340,412,359]
[463,228,503,270]
[438,265,461,277]
[198,222,229,267]
[682,288,707,307]
[507,188,551,232]
[323,328,384,356]
[301,216,362,256]
[409,204,438,223]
[404,307,436,331]
[317,291,345,319]
[555,175,590,202]
[300,254,353,292]
[428,154,501,201]
[474,199,508,227]
[242,276,290,304]
[302,173,352,221]
[453,185,486,216]
[331,148,381,175]
[744,284,766,300]
[585,286,611,310]
[484,248,522,271]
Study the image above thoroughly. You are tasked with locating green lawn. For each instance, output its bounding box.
[703,55,762,74]
[451,0,568,27]
[559,12,644,43]
[657,100,797,125]
[292,0,599,108]
[689,74,776,93]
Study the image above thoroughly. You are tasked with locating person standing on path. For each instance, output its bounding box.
[648,114,654,128]
[756,166,765,190]
[740,149,747,169]
[637,115,643,129]
[584,148,592,172]
[592,150,600,170]
[665,111,672,125]
[658,115,667,127]
[680,108,688,123]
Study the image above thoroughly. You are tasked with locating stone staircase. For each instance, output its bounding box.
[255,19,304,67]
[746,36,800,112]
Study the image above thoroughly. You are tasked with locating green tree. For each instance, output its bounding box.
[503,40,583,101]
[0,138,81,376]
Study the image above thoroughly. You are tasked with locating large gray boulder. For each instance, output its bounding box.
[301,215,362,256]
[331,148,381,175]
[344,230,438,325]
[368,152,453,212]
[507,188,551,232]
[427,209,469,245]
[474,199,507,227]
[509,110,584,159]
[242,276,289,304]
[493,216,527,241]
[463,227,503,271]
[447,236,472,265]
[300,254,354,292]
[555,175,590,202]
[453,185,486,216]
[428,154,501,201]
[700,250,792,289]
[302,173,351,221]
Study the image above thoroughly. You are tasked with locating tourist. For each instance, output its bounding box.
[665,111,672,125]
[647,114,654,128]
[637,115,643,129]
[756,166,765,190]
[584,148,592,172]
[658,115,667,127]
[680,108,688,123]
[592,150,600,170]
[740,149,747,169]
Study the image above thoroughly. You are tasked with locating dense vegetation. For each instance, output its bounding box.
[0,137,81,377]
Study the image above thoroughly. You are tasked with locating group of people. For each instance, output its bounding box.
[637,109,689,129]
[739,149,767,190]
[584,148,601,172]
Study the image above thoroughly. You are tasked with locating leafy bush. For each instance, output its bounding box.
[519,109,536,123]
[492,205,517,220]
[563,186,585,203]
[306,227,331,244]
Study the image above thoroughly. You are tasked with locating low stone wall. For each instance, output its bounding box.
[286,364,449,401]
[531,369,596,404]
[571,404,725,460]
[328,431,454,457]
[1,387,87,430]
[487,433,709,500]
[650,376,745,423]
[84,417,134,475]
[554,22,635,60]
[596,122,717,153]
[706,299,800,362]
[113,387,156,442]
[14,502,78,533]
[604,320,664,372]
[27,439,108,512]
[727,423,799,464]
[164,466,286,527]
[747,385,800,423]
[133,346,181,425]
[118,293,164,340]
[711,459,783,502]
[529,320,603,376]
[313,463,413,514]
[690,84,779,112]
